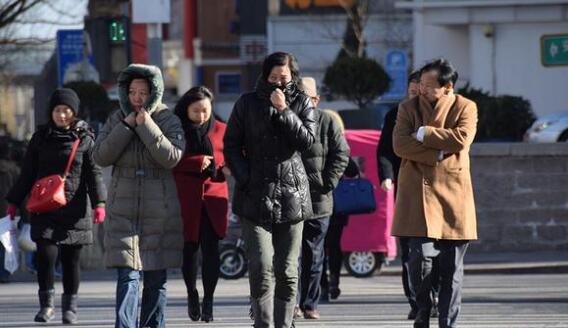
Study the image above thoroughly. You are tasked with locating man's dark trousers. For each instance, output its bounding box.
[298,217,330,311]
[408,238,469,328]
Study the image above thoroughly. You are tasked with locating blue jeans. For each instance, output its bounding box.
[115,268,167,328]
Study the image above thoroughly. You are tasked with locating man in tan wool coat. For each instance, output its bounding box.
[392,58,478,328]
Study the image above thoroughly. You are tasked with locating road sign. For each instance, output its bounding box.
[541,34,568,67]
[56,30,86,85]
[382,49,408,100]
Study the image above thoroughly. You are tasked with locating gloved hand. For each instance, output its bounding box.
[93,206,106,224]
[6,204,17,220]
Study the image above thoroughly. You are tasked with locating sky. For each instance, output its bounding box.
[10,0,88,41]
[1,0,88,75]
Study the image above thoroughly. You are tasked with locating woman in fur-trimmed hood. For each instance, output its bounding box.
[93,64,185,328]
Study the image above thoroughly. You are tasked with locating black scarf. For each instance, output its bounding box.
[45,120,92,142]
[184,116,216,178]
[255,78,299,105]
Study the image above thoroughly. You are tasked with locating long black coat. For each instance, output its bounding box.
[376,107,401,184]
[6,121,107,245]
[301,110,349,219]
[224,91,317,227]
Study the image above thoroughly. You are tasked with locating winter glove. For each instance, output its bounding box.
[93,205,106,224]
[6,204,17,220]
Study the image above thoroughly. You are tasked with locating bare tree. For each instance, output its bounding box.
[336,0,369,59]
[0,0,84,72]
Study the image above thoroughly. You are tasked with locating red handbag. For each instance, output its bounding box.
[26,139,80,214]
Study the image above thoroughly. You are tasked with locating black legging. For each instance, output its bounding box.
[182,211,220,300]
[36,239,82,294]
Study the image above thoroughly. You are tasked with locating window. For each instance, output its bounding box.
[216,72,241,95]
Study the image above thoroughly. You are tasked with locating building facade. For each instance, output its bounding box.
[398,0,568,117]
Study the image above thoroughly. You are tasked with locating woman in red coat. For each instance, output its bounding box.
[173,86,229,323]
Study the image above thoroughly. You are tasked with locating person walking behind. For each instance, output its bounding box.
[296,78,349,320]
[319,137,359,302]
[173,86,230,323]
[377,70,440,320]
[224,52,316,328]
[93,64,185,328]
[5,88,107,324]
[0,140,20,283]
[392,58,478,328]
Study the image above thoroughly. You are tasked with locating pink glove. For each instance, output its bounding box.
[6,205,17,220]
[93,206,106,224]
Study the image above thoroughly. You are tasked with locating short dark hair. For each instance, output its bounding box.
[174,86,214,124]
[407,70,420,86]
[261,52,301,86]
[420,58,458,87]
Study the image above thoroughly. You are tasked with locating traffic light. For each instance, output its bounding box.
[84,16,131,84]
[109,19,127,43]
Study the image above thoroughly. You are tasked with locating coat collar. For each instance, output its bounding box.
[418,93,457,127]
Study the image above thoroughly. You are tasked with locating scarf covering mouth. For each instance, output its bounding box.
[255,78,299,105]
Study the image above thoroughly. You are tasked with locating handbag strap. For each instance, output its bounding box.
[63,139,81,178]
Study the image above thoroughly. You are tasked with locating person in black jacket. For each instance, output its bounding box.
[320,147,359,302]
[224,52,316,328]
[5,88,107,324]
[376,71,440,320]
[296,78,349,320]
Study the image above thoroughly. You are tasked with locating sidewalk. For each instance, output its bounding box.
[382,250,568,275]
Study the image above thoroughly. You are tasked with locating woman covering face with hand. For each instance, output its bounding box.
[173,86,229,323]
[224,52,317,328]
[93,64,185,328]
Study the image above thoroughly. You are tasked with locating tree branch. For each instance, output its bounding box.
[0,0,45,30]
[13,17,82,25]
[0,36,53,45]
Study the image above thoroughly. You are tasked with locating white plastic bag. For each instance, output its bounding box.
[0,215,19,273]
[18,222,36,252]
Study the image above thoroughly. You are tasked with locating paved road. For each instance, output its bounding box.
[1,273,567,327]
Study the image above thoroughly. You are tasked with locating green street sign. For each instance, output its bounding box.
[541,34,568,67]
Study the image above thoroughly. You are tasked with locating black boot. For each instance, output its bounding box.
[201,297,213,322]
[34,290,55,322]
[62,294,78,324]
[187,290,201,321]
[329,274,341,300]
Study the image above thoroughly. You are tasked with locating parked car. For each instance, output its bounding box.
[524,112,568,142]
[340,129,397,278]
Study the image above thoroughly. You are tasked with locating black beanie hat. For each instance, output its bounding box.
[49,88,80,115]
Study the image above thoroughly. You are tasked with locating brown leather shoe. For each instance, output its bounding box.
[293,306,303,319]
[303,309,320,319]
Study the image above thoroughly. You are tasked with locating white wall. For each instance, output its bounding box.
[493,23,568,115]
[413,23,470,83]
[411,3,568,118]
[268,14,413,93]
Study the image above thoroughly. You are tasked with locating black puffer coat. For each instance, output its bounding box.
[224,90,317,227]
[6,121,107,245]
[301,110,350,219]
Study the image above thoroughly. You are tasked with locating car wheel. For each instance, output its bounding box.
[558,130,568,142]
[343,252,385,278]
[219,244,247,280]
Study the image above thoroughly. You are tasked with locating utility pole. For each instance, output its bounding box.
[147,23,163,69]
[132,0,171,69]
